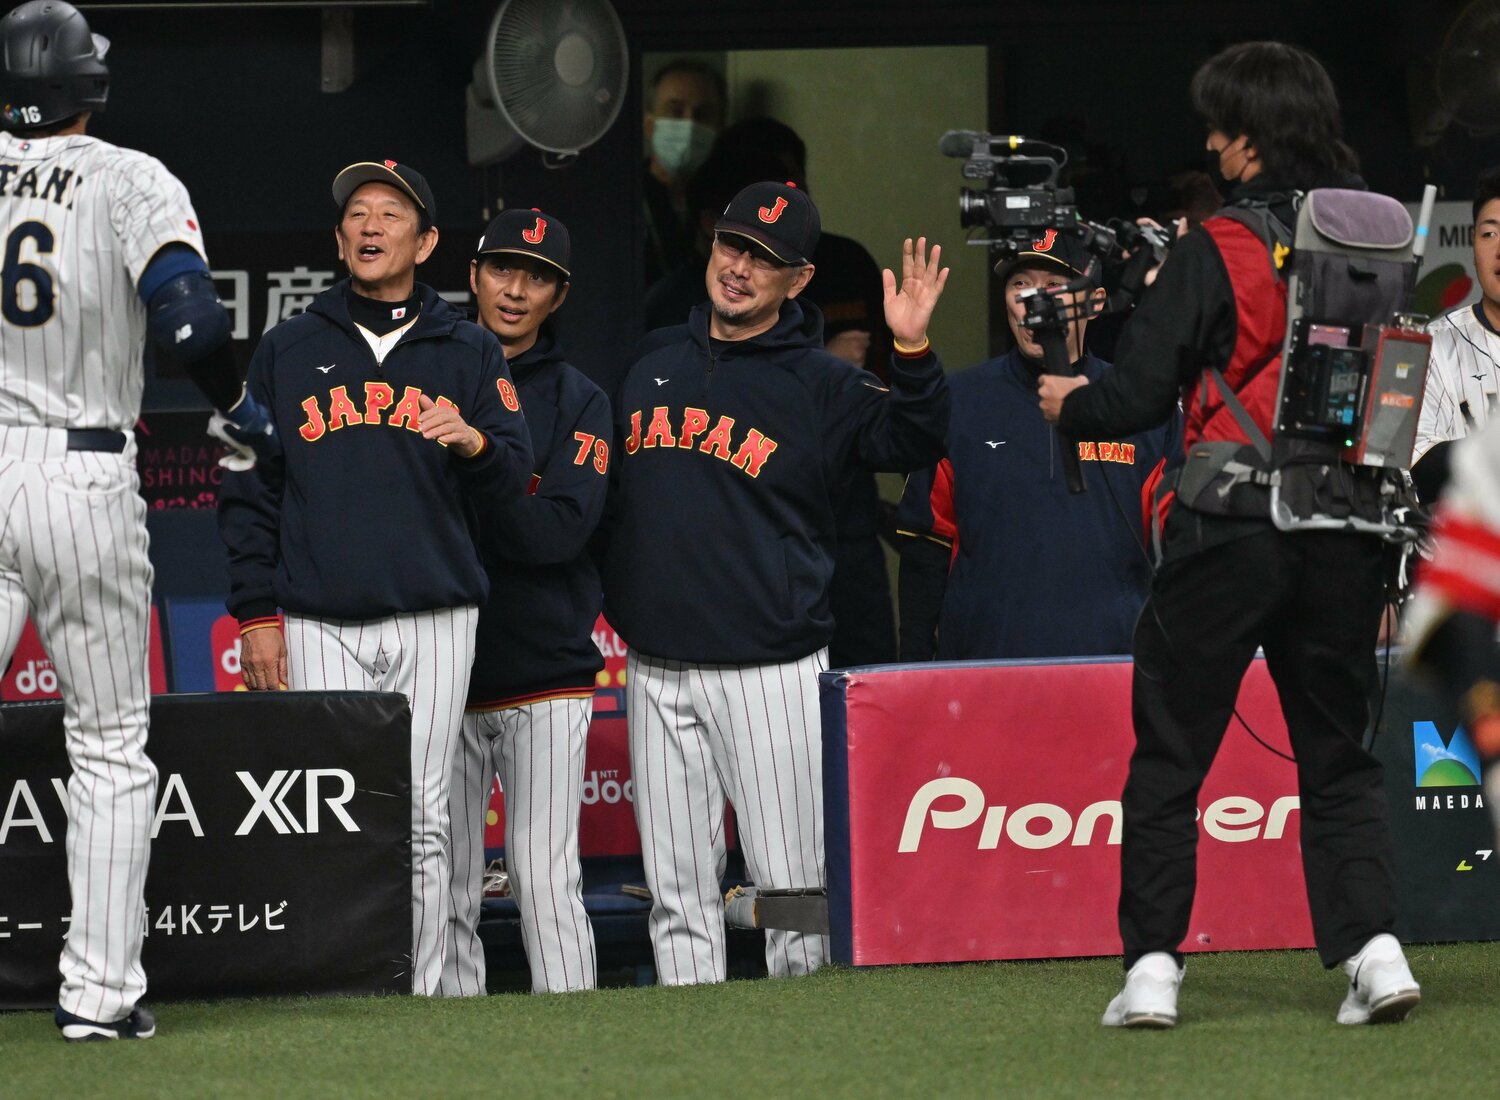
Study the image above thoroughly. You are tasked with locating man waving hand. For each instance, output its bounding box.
[603,181,950,985]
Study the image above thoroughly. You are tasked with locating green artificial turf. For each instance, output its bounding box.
[3,943,1496,1098]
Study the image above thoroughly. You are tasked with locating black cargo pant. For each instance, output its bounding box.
[1119,523,1398,969]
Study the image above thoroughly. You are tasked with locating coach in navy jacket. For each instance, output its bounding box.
[218,280,531,623]
[217,161,532,997]
[602,181,950,986]
[605,296,946,662]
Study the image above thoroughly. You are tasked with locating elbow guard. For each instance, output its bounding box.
[148,270,231,364]
[147,270,243,411]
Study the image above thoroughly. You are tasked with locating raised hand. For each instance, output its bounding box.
[881,237,951,349]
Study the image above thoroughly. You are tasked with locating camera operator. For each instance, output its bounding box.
[1037,41,1421,1029]
[896,235,1179,660]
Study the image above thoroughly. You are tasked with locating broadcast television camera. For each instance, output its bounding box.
[942,129,1168,493]
[943,129,1171,301]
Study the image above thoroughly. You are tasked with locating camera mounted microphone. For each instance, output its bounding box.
[938,130,1068,164]
[938,129,989,158]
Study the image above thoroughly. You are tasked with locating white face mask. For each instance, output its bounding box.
[651,117,716,177]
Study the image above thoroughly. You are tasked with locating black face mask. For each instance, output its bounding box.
[1206,147,1228,181]
[1207,135,1249,183]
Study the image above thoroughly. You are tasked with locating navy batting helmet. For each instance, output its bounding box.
[0,1,108,130]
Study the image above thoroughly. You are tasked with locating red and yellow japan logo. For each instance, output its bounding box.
[759,197,788,224]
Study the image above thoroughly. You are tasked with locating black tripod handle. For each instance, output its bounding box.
[1037,329,1086,494]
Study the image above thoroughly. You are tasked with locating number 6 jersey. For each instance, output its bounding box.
[0,130,206,430]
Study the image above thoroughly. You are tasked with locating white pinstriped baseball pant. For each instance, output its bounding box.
[626,648,830,985]
[283,606,478,996]
[0,426,155,1024]
[440,696,597,995]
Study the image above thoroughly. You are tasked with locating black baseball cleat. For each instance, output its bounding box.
[55,1005,156,1042]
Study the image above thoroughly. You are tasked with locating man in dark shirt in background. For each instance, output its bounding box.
[642,58,725,288]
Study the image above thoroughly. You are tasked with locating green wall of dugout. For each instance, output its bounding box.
[725,45,990,374]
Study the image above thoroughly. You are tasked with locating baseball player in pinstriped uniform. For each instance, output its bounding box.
[1420,303,1500,447]
[603,181,950,984]
[0,1,275,1041]
[218,161,533,995]
[1412,170,1500,503]
[440,209,608,996]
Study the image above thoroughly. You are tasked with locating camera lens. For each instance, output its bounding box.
[958,189,987,229]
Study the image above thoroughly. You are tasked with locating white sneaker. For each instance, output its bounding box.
[1102,952,1184,1029]
[1337,933,1421,1025]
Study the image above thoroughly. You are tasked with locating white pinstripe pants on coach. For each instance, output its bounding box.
[0,426,155,1024]
[440,695,597,995]
[284,606,478,996]
[627,648,830,985]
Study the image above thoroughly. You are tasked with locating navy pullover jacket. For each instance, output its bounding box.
[603,298,948,664]
[898,349,1181,659]
[219,281,533,622]
[467,326,610,707]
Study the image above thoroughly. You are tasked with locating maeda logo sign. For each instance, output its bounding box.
[1414,720,1480,785]
[1413,721,1486,813]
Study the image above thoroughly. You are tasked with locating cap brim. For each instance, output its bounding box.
[474,246,571,280]
[333,162,428,213]
[715,223,806,265]
[993,251,1084,280]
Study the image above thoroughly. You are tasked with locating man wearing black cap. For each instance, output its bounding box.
[602,181,950,985]
[895,234,1180,660]
[440,208,610,996]
[218,160,534,995]
[641,118,901,668]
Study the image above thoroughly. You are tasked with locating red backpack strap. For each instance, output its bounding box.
[1139,457,1177,566]
[1215,201,1295,283]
